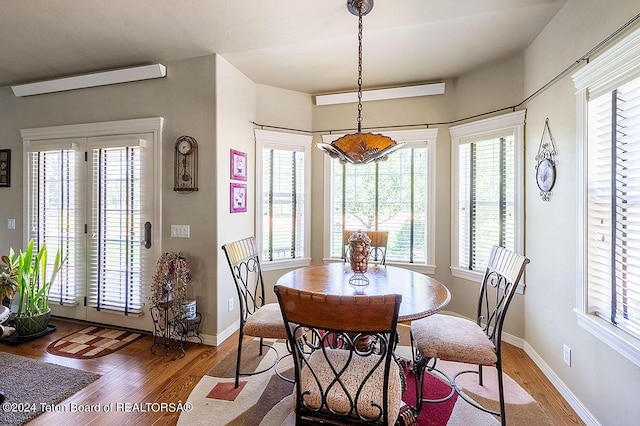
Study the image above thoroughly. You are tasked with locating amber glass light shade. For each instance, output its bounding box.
[316,132,403,164]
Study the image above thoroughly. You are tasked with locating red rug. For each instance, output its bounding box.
[401,364,459,425]
[46,325,143,359]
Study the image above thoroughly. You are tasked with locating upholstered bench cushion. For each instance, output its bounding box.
[297,347,401,424]
[243,303,288,339]
[411,314,497,365]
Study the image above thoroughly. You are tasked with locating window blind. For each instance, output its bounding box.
[27,149,79,305]
[588,75,640,338]
[329,146,428,263]
[87,146,144,314]
[458,136,515,270]
[261,147,305,261]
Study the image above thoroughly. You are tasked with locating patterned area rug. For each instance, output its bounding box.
[46,325,143,359]
[178,337,554,426]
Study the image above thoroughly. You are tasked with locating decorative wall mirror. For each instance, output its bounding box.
[535,118,557,201]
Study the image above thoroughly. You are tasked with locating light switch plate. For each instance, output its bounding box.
[7,218,15,230]
[170,224,190,238]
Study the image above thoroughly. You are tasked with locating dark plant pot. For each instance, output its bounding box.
[14,310,51,336]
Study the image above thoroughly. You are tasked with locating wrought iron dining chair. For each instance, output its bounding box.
[410,245,530,425]
[342,229,389,265]
[274,285,408,425]
[221,237,288,388]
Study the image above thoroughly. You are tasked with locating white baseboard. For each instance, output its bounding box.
[523,341,600,426]
[203,320,240,346]
[501,331,525,349]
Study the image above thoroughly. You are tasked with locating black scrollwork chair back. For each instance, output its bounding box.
[221,237,287,388]
[410,245,530,425]
[274,285,405,425]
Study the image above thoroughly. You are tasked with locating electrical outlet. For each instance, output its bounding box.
[563,344,571,367]
[228,298,234,312]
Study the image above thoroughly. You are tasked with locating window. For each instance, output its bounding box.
[255,129,312,271]
[573,26,640,367]
[450,111,525,282]
[21,118,161,331]
[323,129,438,271]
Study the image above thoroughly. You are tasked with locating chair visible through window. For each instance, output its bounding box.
[410,245,530,425]
[274,285,407,425]
[221,237,288,388]
[342,229,389,265]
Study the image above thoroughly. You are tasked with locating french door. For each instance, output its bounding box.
[22,119,161,331]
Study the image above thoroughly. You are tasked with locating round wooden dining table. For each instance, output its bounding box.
[275,262,451,322]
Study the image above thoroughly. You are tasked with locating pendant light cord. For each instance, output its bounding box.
[356,4,363,133]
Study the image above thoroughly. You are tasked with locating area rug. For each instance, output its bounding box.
[46,325,143,359]
[0,351,100,426]
[177,338,554,426]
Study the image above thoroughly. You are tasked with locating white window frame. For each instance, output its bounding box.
[255,129,312,272]
[449,110,526,284]
[573,26,640,368]
[322,129,438,274]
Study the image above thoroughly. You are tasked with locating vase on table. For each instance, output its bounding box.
[348,230,371,286]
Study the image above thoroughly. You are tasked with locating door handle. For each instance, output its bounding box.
[142,221,152,249]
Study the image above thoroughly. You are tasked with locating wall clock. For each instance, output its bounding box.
[174,135,198,192]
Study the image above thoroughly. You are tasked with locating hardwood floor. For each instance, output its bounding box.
[500,343,584,425]
[0,318,584,425]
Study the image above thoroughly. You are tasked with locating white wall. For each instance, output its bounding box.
[523,1,640,425]
[215,56,257,336]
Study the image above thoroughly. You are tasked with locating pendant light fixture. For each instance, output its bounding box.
[317,0,403,164]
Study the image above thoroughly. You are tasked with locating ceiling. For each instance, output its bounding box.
[0,0,567,96]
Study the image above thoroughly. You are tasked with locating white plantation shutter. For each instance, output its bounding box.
[25,140,82,305]
[87,139,147,314]
[328,145,428,263]
[587,76,640,337]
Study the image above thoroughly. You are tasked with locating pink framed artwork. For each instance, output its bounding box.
[230,149,247,181]
[230,183,247,213]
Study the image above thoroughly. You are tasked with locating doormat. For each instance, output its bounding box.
[46,325,143,359]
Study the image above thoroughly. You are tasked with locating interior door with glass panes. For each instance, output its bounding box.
[84,134,155,331]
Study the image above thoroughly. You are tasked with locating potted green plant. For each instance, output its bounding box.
[0,253,18,304]
[0,254,18,337]
[8,239,64,336]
